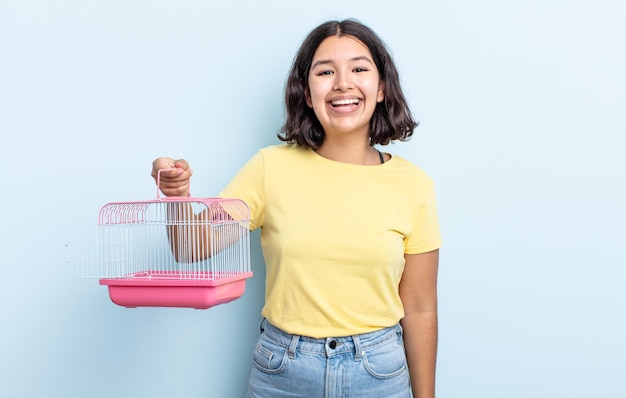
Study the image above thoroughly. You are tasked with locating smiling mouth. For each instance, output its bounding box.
[331,98,360,107]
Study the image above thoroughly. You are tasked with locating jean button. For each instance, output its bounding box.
[329,340,337,349]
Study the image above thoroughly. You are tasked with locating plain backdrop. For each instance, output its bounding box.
[1,1,624,397]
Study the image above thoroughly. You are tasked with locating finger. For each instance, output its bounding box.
[173,159,188,171]
[152,158,172,177]
[152,159,185,179]
[152,157,175,169]
[160,168,185,179]
[159,181,190,197]
[173,159,193,178]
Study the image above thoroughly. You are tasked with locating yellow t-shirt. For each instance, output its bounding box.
[219,144,441,338]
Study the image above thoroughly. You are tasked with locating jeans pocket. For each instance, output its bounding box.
[362,338,408,380]
[252,337,289,375]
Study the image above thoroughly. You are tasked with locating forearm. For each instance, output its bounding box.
[401,310,438,398]
[166,202,212,262]
[166,202,246,263]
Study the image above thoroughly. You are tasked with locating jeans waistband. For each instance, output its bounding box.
[259,319,402,359]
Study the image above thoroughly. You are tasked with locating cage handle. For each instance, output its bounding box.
[156,168,191,200]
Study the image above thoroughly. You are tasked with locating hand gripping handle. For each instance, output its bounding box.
[156,168,191,200]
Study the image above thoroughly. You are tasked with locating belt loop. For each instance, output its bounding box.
[352,334,364,361]
[287,334,299,359]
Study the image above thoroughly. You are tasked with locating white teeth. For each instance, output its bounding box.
[331,99,359,106]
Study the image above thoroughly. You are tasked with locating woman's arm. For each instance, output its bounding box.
[152,157,244,263]
[165,202,212,262]
[399,249,439,398]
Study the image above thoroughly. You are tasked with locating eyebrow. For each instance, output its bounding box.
[311,55,375,69]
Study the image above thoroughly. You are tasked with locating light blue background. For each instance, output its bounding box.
[1,1,624,397]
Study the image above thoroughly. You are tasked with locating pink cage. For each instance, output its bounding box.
[70,174,252,309]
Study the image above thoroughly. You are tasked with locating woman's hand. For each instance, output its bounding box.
[151,157,193,197]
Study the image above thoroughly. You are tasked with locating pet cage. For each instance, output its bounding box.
[70,173,252,309]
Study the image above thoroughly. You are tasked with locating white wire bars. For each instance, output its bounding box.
[72,197,252,309]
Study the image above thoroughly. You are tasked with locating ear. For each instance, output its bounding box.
[377,80,385,103]
[305,88,313,108]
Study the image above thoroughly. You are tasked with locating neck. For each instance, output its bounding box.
[315,138,381,165]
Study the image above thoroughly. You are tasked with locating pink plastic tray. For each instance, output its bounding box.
[99,271,253,309]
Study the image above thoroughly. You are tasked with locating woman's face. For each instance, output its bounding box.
[306,35,385,140]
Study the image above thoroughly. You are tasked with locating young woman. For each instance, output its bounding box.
[152,19,441,398]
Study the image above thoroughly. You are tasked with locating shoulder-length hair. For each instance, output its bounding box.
[278,19,418,149]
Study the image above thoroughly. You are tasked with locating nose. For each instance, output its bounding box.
[333,70,354,91]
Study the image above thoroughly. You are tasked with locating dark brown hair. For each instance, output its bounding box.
[278,19,418,149]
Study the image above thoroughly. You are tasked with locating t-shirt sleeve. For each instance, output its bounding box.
[218,150,265,230]
[404,178,442,254]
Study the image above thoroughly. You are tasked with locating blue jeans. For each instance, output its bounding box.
[246,320,411,397]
